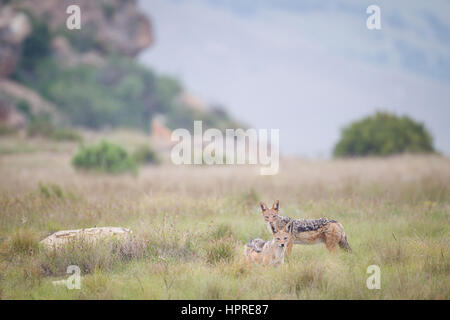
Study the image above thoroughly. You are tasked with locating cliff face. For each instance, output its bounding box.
[0,6,31,77]
[0,0,240,133]
[0,0,152,78]
[0,0,153,129]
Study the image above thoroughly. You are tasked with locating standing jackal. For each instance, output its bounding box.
[244,221,294,266]
[260,200,351,253]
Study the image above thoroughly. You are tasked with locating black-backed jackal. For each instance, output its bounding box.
[260,200,351,253]
[244,221,294,266]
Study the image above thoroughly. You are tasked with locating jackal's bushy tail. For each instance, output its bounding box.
[246,238,265,253]
[339,234,352,252]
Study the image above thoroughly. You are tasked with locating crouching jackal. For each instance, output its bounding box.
[260,200,351,253]
[244,221,293,266]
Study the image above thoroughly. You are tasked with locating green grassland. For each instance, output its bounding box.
[0,134,448,299]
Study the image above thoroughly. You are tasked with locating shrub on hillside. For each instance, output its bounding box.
[71,141,137,174]
[334,112,435,157]
[132,144,160,165]
[15,53,240,132]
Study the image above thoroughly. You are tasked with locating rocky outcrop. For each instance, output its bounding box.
[0,6,31,77]
[0,0,153,130]
[40,226,133,250]
[0,0,152,77]
[0,79,59,115]
[0,79,62,122]
[15,0,152,57]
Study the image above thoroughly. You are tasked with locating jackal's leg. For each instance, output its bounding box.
[324,223,344,252]
[324,231,340,252]
[326,232,343,251]
[325,239,338,252]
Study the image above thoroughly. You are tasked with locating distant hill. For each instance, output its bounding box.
[0,0,242,133]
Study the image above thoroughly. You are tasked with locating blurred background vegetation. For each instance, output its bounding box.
[0,1,447,300]
[0,0,437,163]
[0,0,240,143]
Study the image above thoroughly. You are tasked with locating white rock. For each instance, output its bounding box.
[40,227,133,250]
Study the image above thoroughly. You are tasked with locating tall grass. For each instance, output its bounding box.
[0,145,448,299]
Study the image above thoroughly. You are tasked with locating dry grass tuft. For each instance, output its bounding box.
[204,238,236,265]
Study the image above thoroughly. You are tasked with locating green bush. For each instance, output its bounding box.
[71,141,137,174]
[334,112,435,157]
[132,144,160,165]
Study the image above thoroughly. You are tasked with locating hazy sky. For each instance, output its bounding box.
[139,0,450,156]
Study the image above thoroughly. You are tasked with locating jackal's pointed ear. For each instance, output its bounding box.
[272,200,280,212]
[260,202,268,212]
[285,221,293,234]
